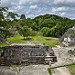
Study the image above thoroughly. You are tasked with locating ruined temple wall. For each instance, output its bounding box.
[3,46,46,65]
[3,45,56,65]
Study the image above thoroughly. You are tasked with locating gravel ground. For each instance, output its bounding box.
[20,65,49,75]
[0,65,49,75]
[51,47,75,75]
[52,47,75,67]
[0,47,75,75]
[52,67,71,75]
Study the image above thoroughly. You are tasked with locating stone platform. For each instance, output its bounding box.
[2,45,57,65]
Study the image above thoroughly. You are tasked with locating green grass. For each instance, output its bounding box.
[6,34,60,47]
[0,43,9,47]
[48,68,52,75]
[6,34,26,43]
[0,35,60,50]
[0,43,9,51]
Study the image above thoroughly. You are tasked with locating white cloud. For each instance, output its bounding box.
[60,12,66,16]
[54,0,64,4]
[30,5,38,9]
[0,0,75,19]
[52,7,69,12]
[54,0,75,6]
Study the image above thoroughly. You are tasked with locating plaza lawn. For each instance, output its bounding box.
[6,34,60,47]
[0,35,60,48]
[0,44,9,47]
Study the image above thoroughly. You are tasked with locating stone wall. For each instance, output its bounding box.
[2,45,57,65]
[62,35,75,47]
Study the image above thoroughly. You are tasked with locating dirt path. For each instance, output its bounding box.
[51,47,75,75]
[0,65,49,75]
[20,65,49,75]
[52,67,71,75]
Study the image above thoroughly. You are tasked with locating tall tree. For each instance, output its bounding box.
[0,7,19,38]
[17,25,32,39]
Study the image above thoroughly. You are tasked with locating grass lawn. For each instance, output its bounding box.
[0,43,9,51]
[0,43,9,47]
[5,34,60,47]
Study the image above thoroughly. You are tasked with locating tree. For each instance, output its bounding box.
[41,27,50,37]
[17,25,32,39]
[0,7,19,38]
[16,14,75,38]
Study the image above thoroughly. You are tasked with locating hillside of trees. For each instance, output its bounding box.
[0,7,75,41]
[16,14,75,37]
[0,7,19,43]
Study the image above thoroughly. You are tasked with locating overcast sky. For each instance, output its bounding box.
[0,0,75,19]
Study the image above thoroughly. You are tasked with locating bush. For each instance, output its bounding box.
[41,27,50,37]
[31,31,38,36]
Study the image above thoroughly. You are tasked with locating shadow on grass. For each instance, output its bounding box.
[22,38,32,40]
[45,39,51,40]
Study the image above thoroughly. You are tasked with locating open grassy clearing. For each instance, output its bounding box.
[0,35,60,47]
[6,35,60,47]
[0,43,9,47]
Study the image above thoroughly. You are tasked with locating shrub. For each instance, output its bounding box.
[31,31,38,36]
[41,27,50,37]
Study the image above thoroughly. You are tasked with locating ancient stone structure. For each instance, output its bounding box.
[2,45,57,65]
[59,26,75,42]
[20,14,26,19]
[68,48,75,55]
[59,26,75,47]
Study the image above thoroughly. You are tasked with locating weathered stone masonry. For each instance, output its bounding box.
[2,45,57,65]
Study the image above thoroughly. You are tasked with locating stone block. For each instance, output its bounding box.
[2,45,57,65]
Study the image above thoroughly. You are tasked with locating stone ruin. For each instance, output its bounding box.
[20,14,26,19]
[59,26,75,47]
[2,45,57,65]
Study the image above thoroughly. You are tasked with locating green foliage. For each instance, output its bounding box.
[33,14,74,37]
[30,31,38,36]
[12,13,75,38]
[48,68,52,75]
[7,12,19,19]
[0,44,9,48]
[17,25,32,39]
[0,7,19,38]
[41,27,50,37]
[1,10,75,45]
[71,32,75,35]
[66,34,68,37]
[16,14,75,37]
[17,19,39,31]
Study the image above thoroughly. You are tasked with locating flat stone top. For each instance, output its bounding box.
[2,44,50,49]
[10,43,37,46]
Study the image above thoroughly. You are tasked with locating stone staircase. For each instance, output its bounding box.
[45,56,57,64]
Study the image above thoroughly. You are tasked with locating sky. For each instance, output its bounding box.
[0,0,75,19]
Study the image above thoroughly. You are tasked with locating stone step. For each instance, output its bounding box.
[22,59,28,62]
